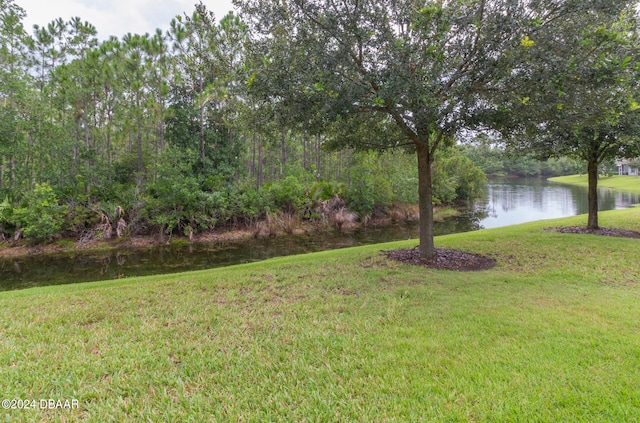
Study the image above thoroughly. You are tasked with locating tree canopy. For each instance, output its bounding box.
[236,0,639,257]
[1,0,638,246]
[503,3,640,228]
[1,0,489,243]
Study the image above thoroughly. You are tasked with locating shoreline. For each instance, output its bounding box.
[548,174,640,194]
[0,204,460,259]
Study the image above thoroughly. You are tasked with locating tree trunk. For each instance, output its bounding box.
[281,128,287,177]
[10,157,15,187]
[250,133,256,179]
[107,101,113,183]
[587,160,599,229]
[347,149,352,187]
[257,136,263,189]
[416,141,436,259]
[200,106,205,166]
[137,118,143,173]
[316,136,322,182]
[303,133,308,170]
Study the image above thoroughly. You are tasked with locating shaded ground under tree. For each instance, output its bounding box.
[384,226,640,271]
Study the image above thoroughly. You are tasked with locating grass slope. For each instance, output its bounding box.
[549,174,640,193]
[1,208,640,421]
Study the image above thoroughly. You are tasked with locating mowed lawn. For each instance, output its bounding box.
[550,174,640,193]
[1,207,640,422]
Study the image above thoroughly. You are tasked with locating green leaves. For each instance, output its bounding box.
[520,36,535,48]
[0,195,12,224]
[11,183,66,242]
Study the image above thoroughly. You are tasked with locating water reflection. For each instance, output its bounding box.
[472,178,640,229]
[1,177,638,291]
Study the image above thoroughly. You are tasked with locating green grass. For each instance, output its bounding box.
[1,208,640,421]
[550,174,640,193]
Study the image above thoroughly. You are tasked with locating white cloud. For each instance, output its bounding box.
[16,0,235,40]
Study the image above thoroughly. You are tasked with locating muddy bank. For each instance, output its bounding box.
[0,204,447,259]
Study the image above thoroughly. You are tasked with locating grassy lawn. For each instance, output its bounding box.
[1,207,640,421]
[550,174,640,193]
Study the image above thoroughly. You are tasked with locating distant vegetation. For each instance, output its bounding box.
[463,145,585,177]
[1,0,637,246]
[0,2,486,243]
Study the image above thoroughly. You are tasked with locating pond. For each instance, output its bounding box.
[1,177,638,291]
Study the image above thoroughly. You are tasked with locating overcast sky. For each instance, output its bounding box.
[17,0,236,40]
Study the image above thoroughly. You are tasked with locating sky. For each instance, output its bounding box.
[16,0,236,40]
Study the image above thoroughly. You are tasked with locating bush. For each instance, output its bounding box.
[380,153,419,204]
[433,147,487,204]
[141,149,204,235]
[12,183,66,242]
[265,176,309,214]
[143,174,201,235]
[347,164,375,218]
[310,181,344,202]
[0,195,13,240]
[226,186,273,225]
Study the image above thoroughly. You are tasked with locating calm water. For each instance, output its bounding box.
[476,178,640,228]
[1,177,638,291]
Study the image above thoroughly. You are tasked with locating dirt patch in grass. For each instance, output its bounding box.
[545,226,640,239]
[382,248,497,271]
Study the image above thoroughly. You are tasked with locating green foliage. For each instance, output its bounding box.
[284,164,317,185]
[500,3,640,228]
[345,150,486,214]
[372,174,395,208]
[4,0,623,245]
[264,176,308,214]
[0,195,12,223]
[237,0,629,256]
[379,153,419,204]
[541,157,585,177]
[451,156,488,202]
[502,155,540,177]
[309,181,344,202]
[11,183,65,242]
[346,166,375,218]
[432,148,488,204]
[142,149,207,235]
[227,186,273,223]
[463,144,584,177]
[0,195,13,238]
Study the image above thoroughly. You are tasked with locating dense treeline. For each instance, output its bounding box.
[0,1,485,242]
[463,144,585,177]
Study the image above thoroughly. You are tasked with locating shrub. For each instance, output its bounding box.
[12,183,66,242]
[227,186,273,225]
[379,153,419,204]
[433,147,487,204]
[265,176,309,214]
[347,164,375,218]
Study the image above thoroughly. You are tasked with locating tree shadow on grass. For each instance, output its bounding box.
[545,226,640,239]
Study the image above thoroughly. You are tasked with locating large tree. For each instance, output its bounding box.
[505,4,640,229]
[0,0,29,191]
[236,0,632,258]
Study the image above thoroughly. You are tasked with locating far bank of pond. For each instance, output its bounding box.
[549,174,640,194]
[1,177,639,291]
